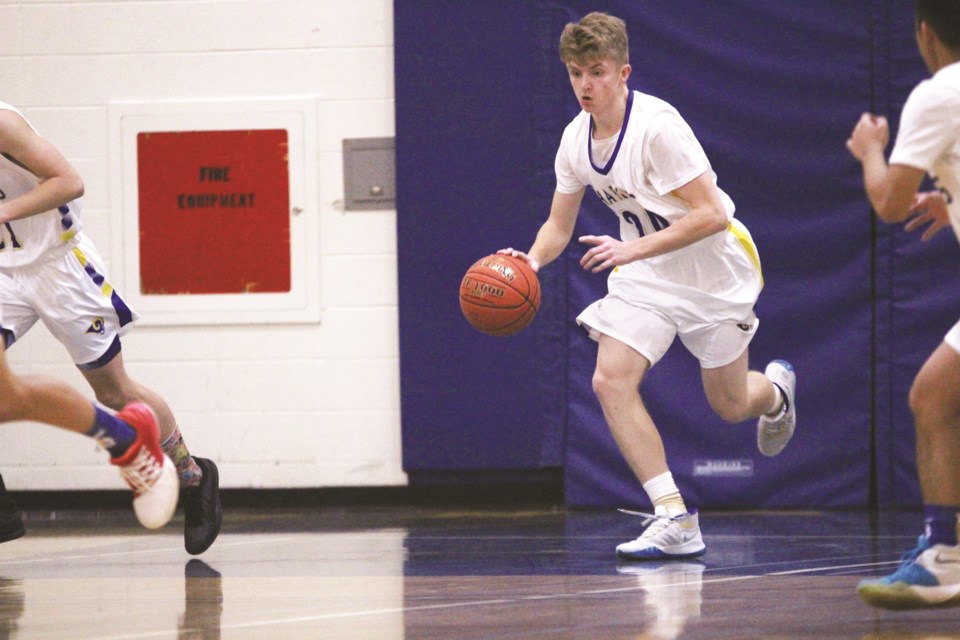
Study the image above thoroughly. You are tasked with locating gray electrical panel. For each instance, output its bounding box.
[342,137,396,210]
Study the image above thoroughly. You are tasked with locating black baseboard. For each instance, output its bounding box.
[5,469,565,511]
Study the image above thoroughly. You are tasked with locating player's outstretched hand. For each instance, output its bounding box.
[579,235,631,273]
[905,190,950,241]
[497,248,540,273]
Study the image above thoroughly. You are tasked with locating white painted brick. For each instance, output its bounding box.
[80,207,113,258]
[19,0,392,55]
[100,307,396,362]
[215,356,399,412]
[0,59,25,104]
[1,0,403,490]
[320,199,398,256]
[22,106,108,158]
[320,254,398,307]
[21,48,392,105]
[0,7,23,56]
[314,308,399,359]
[317,99,395,152]
[314,411,402,464]
[70,158,108,211]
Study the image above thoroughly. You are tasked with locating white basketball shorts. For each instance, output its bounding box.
[0,234,138,368]
[577,224,762,369]
[577,295,758,369]
[946,319,960,354]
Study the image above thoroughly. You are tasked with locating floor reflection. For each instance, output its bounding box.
[179,560,222,640]
[616,561,704,640]
[0,578,23,640]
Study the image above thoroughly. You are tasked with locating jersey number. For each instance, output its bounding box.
[0,189,22,251]
[0,223,22,251]
[623,210,670,237]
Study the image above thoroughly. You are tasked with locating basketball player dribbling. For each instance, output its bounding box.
[500,11,797,560]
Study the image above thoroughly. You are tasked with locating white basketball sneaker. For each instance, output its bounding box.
[757,360,797,457]
[111,402,178,529]
[616,506,706,560]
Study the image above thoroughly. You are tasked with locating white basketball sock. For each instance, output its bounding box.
[643,471,686,516]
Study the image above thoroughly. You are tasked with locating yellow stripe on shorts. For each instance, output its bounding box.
[72,247,114,297]
[727,219,763,287]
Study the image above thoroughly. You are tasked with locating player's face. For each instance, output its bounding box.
[565,58,629,113]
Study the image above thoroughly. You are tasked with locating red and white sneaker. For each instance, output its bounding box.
[111,402,178,529]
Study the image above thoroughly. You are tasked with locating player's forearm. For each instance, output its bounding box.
[628,205,727,261]
[861,152,907,223]
[528,218,573,268]
[0,175,83,224]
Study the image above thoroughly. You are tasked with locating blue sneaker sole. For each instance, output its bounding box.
[617,546,706,561]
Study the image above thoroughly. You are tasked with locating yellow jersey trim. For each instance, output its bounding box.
[727,219,763,287]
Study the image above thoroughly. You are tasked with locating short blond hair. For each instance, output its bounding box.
[559,12,629,66]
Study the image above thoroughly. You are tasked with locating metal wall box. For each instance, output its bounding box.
[343,137,396,210]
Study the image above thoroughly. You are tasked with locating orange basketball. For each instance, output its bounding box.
[459,254,541,336]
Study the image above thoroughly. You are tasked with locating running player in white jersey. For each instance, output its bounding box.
[0,102,220,554]
[500,12,797,560]
[848,0,960,611]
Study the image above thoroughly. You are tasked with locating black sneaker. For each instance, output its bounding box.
[183,457,221,555]
[0,474,25,544]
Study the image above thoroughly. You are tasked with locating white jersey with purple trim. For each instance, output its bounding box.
[556,90,762,322]
[889,60,960,241]
[0,101,83,269]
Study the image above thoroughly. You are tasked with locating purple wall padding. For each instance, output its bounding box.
[395,0,945,508]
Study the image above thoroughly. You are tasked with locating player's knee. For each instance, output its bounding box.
[709,396,750,424]
[92,385,132,412]
[591,369,632,403]
[909,380,960,433]
[717,405,749,424]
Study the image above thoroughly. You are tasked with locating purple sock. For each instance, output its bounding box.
[924,505,960,546]
[86,406,137,458]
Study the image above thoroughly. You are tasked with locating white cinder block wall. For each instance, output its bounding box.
[0,0,406,490]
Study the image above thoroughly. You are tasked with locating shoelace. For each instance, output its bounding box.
[897,535,932,567]
[119,446,162,497]
[618,509,679,539]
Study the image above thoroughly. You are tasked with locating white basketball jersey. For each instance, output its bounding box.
[0,102,83,269]
[557,90,734,238]
[555,90,761,307]
[889,60,960,241]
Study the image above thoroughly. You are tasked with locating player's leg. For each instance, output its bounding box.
[700,349,777,424]
[0,282,51,541]
[82,351,179,441]
[911,341,960,506]
[686,321,796,457]
[593,334,666,483]
[858,339,960,610]
[51,239,220,551]
[592,334,704,560]
[82,349,221,554]
[0,347,177,529]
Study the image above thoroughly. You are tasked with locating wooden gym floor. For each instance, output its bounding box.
[0,505,957,639]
